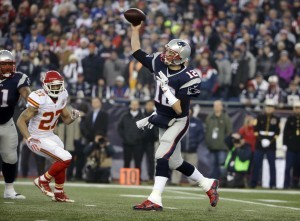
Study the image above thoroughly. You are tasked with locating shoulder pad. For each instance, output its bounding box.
[180,68,201,90]
[27,90,46,108]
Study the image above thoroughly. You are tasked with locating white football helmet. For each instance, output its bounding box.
[160,39,191,65]
[42,70,65,98]
[0,50,16,78]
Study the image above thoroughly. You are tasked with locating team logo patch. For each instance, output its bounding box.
[177,41,186,47]
[187,85,200,95]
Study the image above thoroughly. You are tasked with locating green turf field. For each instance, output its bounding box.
[0,181,299,221]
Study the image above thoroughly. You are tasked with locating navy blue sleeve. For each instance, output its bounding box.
[17,73,31,90]
[132,49,154,72]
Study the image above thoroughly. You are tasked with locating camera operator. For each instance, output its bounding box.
[222,133,252,188]
[83,132,115,183]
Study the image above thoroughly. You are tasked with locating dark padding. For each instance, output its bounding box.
[155,158,170,178]
[176,161,195,177]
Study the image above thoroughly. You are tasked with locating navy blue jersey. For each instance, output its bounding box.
[0,72,30,124]
[133,50,201,118]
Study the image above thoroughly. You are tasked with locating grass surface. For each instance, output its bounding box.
[0,181,300,221]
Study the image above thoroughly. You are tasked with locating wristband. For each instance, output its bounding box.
[164,88,178,106]
[27,136,32,142]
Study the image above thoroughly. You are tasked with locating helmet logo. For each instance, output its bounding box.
[177,41,187,47]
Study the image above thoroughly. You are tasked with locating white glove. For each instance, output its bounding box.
[156,71,169,92]
[71,109,81,120]
[136,112,156,130]
[261,139,271,148]
[136,117,154,130]
[282,145,287,151]
[27,137,41,152]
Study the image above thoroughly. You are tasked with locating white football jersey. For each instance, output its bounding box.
[27,89,68,138]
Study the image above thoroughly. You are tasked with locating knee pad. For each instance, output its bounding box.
[175,161,195,177]
[155,158,170,178]
[2,152,18,164]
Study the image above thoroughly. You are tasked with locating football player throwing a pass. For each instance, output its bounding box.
[0,50,30,199]
[17,70,80,202]
[131,24,219,210]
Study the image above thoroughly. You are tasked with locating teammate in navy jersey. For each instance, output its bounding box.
[0,50,31,199]
[131,24,219,211]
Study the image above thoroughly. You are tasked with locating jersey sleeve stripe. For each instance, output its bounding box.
[179,78,201,89]
[17,74,29,88]
[27,97,39,108]
[152,52,160,72]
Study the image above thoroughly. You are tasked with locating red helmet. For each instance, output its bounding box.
[0,50,16,79]
[42,70,64,98]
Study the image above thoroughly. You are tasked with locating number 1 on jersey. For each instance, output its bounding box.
[0,89,9,107]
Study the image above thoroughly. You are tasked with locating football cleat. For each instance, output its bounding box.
[52,191,74,203]
[206,179,219,207]
[4,191,26,199]
[133,200,163,211]
[34,177,54,197]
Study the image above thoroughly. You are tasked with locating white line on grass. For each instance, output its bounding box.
[7,181,300,211]
[120,194,202,200]
[164,207,178,210]
[168,189,300,211]
[85,205,97,207]
[8,181,300,195]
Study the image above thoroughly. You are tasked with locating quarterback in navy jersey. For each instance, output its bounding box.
[0,50,31,199]
[131,24,219,211]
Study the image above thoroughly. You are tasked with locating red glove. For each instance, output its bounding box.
[27,137,41,151]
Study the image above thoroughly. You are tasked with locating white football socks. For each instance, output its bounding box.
[188,168,212,191]
[5,183,14,193]
[188,168,204,182]
[148,176,168,206]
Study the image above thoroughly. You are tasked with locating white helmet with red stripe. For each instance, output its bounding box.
[42,70,65,98]
[0,50,16,79]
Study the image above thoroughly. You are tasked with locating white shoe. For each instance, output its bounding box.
[34,177,54,197]
[4,191,26,199]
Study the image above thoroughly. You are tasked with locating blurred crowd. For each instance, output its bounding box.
[1,0,300,107]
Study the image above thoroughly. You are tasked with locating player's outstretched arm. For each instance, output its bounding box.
[17,106,38,140]
[131,23,142,52]
[60,106,80,125]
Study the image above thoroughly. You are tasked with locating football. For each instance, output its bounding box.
[124,8,146,26]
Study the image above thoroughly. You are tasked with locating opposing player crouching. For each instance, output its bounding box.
[17,70,80,202]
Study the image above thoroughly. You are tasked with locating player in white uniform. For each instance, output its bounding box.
[17,70,80,202]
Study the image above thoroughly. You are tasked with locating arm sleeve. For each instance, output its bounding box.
[132,49,154,72]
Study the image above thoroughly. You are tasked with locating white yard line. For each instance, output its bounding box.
[166,189,300,211]
[8,181,300,195]
[5,181,300,211]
